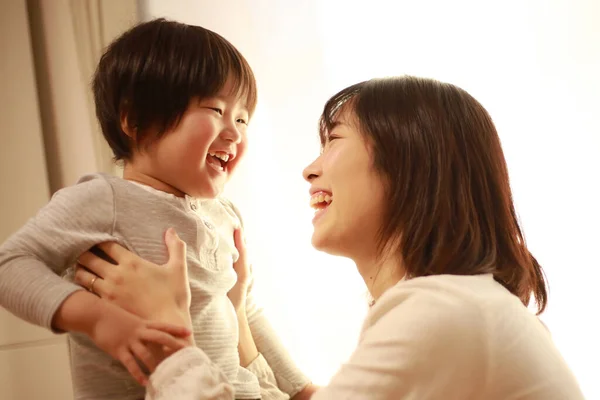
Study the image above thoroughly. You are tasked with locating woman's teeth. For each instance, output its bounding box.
[310,193,332,209]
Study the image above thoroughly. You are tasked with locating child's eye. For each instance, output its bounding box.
[236,118,248,125]
[209,107,223,115]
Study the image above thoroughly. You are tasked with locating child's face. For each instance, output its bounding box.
[131,81,249,198]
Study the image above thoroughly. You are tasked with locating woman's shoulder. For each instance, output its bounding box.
[363,274,532,341]
[364,275,490,332]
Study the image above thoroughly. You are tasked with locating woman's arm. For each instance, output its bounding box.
[223,200,313,398]
[146,347,235,400]
[53,285,191,386]
[144,310,314,400]
[237,309,259,367]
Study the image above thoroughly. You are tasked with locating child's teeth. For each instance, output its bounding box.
[208,152,229,162]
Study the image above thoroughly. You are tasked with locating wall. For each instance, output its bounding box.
[0,1,74,399]
[0,1,137,398]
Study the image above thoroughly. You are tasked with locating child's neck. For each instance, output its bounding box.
[122,164,186,198]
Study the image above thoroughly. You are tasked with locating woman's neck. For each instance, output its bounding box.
[355,253,405,301]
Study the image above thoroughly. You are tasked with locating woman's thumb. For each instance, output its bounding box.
[165,228,187,270]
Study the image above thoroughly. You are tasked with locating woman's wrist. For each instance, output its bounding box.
[155,309,193,331]
[152,306,195,347]
[51,290,107,335]
[237,311,258,367]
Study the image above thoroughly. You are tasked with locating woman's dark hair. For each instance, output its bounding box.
[93,18,257,161]
[319,76,547,314]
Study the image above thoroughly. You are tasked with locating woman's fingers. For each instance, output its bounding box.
[233,228,248,271]
[77,250,113,278]
[74,266,106,297]
[165,228,187,272]
[145,321,191,338]
[233,228,246,254]
[130,341,158,373]
[97,241,135,265]
[139,328,190,352]
[119,349,147,386]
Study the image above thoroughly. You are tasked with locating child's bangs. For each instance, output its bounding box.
[207,34,258,116]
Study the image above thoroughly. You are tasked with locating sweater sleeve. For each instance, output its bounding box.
[310,284,489,400]
[245,293,310,398]
[146,349,288,400]
[0,174,117,329]
[218,197,311,397]
[245,353,290,400]
[145,347,235,400]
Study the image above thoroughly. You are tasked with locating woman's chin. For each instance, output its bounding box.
[311,231,342,256]
[311,231,329,251]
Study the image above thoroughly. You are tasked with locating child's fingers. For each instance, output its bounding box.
[120,349,147,386]
[145,321,191,338]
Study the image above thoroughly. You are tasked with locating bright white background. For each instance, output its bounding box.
[143,0,600,396]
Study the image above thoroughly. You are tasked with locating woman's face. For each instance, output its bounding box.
[303,111,387,262]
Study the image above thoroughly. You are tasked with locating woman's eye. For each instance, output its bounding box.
[328,134,340,142]
[209,107,223,115]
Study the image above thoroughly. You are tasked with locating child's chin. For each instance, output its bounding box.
[187,183,223,199]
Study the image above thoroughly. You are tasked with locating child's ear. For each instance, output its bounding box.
[120,108,137,140]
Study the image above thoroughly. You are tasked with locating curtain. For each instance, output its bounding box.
[27,0,138,192]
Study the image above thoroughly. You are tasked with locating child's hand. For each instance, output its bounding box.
[89,301,191,386]
[227,228,253,314]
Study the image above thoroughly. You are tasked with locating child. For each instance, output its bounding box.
[0,19,309,400]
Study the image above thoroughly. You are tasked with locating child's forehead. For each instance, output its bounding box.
[202,83,252,111]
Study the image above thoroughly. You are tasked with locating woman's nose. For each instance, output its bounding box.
[303,156,321,182]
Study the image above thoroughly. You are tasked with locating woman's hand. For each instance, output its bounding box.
[74,228,192,329]
[52,290,191,386]
[227,228,253,314]
[89,303,191,386]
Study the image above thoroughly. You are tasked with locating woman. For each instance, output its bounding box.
[76,76,584,399]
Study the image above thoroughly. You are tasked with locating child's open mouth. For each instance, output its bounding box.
[206,151,230,172]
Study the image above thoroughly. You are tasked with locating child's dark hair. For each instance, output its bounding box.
[93,18,257,161]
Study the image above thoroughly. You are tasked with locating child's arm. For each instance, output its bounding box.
[0,174,185,383]
[0,175,115,328]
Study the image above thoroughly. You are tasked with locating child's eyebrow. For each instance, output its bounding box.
[202,94,250,114]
